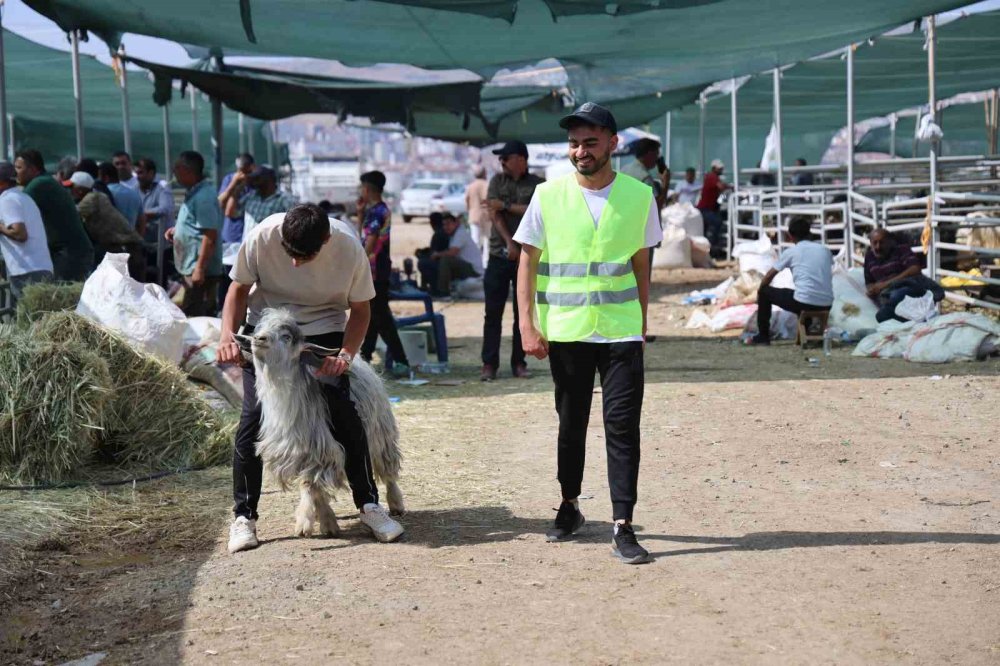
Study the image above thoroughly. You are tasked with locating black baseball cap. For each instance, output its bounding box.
[559,102,618,134]
[248,165,276,181]
[491,140,529,158]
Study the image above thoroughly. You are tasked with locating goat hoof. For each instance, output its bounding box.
[294,520,314,537]
[318,519,340,537]
[389,506,406,517]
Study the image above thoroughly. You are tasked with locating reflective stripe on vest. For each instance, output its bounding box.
[536,286,640,307]
[537,260,633,278]
[534,172,651,342]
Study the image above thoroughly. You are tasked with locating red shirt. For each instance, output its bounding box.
[697,171,721,211]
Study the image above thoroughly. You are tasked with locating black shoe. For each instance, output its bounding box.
[611,523,650,564]
[545,501,585,542]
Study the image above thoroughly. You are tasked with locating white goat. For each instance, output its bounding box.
[236,308,405,538]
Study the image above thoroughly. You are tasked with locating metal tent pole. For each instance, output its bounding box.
[846,45,856,267]
[162,103,171,178]
[238,113,246,154]
[190,90,199,151]
[70,30,85,158]
[6,114,13,161]
[729,78,739,257]
[117,45,132,154]
[664,112,671,166]
[211,98,223,191]
[247,118,256,158]
[0,7,8,162]
[697,95,706,175]
[889,113,897,158]
[773,68,784,245]
[927,16,939,279]
[267,121,276,166]
[159,102,170,286]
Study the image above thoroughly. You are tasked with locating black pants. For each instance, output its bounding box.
[757,286,830,340]
[482,255,525,371]
[361,280,409,365]
[548,341,644,522]
[181,275,222,317]
[233,328,379,520]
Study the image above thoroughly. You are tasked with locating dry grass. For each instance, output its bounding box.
[14,281,83,325]
[32,311,237,473]
[0,327,113,485]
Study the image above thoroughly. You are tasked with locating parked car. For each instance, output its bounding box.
[430,182,469,218]
[400,179,466,222]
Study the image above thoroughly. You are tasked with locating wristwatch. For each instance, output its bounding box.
[337,350,353,366]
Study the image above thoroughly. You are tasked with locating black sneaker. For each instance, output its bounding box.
[611,523,650,564]
[545,501,585,542]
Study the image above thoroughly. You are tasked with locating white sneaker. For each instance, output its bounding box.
[228,516,259,554]
[359,503,405,543]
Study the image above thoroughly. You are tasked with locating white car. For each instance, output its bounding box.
[400,179,466,222]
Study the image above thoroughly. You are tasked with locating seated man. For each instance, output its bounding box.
[428,213,483,296]
[865,228,944,323]
[749,217,833,345]
[417,212,455,294]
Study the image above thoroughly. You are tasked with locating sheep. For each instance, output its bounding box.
[234,308,405,538]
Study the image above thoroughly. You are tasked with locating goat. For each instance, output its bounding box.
[235,308,405,538]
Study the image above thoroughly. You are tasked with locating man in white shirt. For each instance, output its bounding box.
[749,217,834,345]
[216,204,405,553]
[112,151,140,190]
[0,161,54,298]
[429,213,483,294]
[675,168,701,206]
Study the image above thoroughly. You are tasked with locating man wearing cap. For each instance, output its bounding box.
[68,171,145,279]
[14,149,94,281]
[696,158,732,250]
[0,161,54,299]
[241,166,296,238]
[481,140,544,382]
[515,102,662,564]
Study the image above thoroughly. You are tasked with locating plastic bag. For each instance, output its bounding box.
[76,252,188,363]
[895,292,937,323]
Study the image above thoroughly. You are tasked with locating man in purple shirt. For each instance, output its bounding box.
[864,229,943,322]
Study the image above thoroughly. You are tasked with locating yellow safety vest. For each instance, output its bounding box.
[535,173,650,342]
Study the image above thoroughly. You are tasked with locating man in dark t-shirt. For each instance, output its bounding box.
[358,170,409,374]
[481,140,544,381]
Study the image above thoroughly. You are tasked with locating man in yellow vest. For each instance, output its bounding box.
[514,103,662,564]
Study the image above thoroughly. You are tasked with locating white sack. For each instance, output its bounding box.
[895,292,937,323]
[76,253,188,364]
[829,266,879,337]
[662,202,704,237]
[732,236,777,275]
[709,304,757,332]
[654,225,692,268]
[690,236,713,268]
[853,313,1000,363]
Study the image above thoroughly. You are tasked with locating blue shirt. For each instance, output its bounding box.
[175,179,224,277]
[108,182,143,230]
[219,171,252,244]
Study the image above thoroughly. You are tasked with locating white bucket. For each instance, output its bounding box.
[399,330,428,367]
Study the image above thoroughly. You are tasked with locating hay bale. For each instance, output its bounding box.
[14,281,83,325]
[0,327,113,485]
[32,311,236,470]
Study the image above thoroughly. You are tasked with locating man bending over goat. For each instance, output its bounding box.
[217,203,405,553]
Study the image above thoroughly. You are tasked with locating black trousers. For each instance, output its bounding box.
[756,286,830,340]
[481,255,525,370]
[233,328,379,520]
[548,341,644,522]
[361,280,409,365]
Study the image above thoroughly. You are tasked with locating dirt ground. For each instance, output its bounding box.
[2,217,999,665]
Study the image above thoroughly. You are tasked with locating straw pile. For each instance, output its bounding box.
[0,325,113,484]
[14,280,83,324]
[32,311,236,473]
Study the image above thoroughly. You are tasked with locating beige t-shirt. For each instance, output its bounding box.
[230,213,376,335]
[465,178,489,233]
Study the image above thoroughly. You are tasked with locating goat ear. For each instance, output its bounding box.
[302,343,341,358]
[233,333,254,352]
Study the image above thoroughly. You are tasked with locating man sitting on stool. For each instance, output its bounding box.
[749,217,833,345]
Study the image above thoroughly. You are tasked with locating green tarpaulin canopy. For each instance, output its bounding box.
[24,0,968,106]
[856,102,995,158]
[3,29,278,172]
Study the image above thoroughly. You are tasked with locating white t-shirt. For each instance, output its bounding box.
[450,224,483,275]
[230,213,376,335]
[0,188,53,277]
[773,240,834,307]
[675,180,701,206]
[119,175,140,191]
[513,175,662,343]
